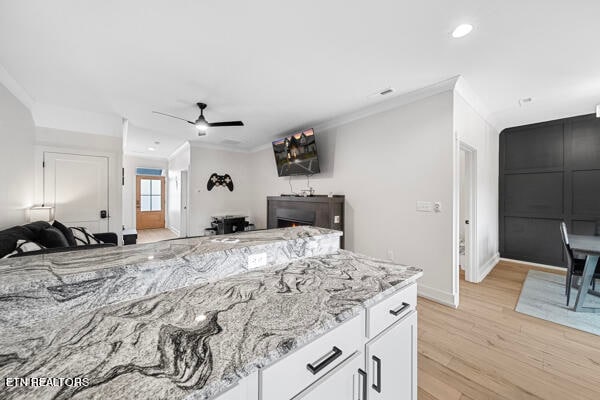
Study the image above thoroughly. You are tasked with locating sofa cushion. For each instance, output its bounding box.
[2,240,46,259]
[69,227,104,245]
[52,220,76,246]
[0,226,36,258]
[23,221,52,237]
[38,226,70,248]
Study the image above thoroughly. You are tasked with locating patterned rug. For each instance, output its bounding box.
[515,270,600,336]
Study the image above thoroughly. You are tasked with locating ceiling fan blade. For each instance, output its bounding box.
[152,111,195,124]
[208,121,244,127]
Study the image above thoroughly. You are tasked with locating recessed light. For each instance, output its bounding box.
[452,24,473,38]
[147,147,156,151]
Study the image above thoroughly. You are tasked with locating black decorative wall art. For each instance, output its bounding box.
[207,173,234,191]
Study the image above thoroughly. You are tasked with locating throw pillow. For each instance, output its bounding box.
[69,227,104,246]
[52,220,76,246]
[2,240,46,258]
[38,226,70,248]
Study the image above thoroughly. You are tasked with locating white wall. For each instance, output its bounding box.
[34,127,123,238]
[167,143,191,236]
[454,92,500,282]
[0,82,35,228]
[248,91,457,305]
[122,155,168,230]
[188,145,253,236]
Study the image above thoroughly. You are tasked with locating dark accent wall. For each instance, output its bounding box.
[499,113,600,266]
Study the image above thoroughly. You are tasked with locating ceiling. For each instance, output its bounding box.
[1,0,599,154]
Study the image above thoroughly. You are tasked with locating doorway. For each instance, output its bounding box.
[136,175,165,230]
[43,152,109,232]
[458,143,477,283]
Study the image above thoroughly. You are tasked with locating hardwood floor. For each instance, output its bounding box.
[418,260,600,400]
[137,228,178,244]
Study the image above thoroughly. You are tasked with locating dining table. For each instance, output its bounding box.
[569,234,600,313]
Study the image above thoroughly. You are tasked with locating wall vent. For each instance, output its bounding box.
[379,88,395,96]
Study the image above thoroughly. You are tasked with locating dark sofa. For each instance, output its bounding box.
[0,221,118,259]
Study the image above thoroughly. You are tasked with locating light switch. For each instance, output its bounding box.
[334,215,340,223]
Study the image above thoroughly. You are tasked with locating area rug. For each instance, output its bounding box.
[515,270,600,336]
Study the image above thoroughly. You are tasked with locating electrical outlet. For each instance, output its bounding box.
[248,252,267,269]
[433,202,442,212]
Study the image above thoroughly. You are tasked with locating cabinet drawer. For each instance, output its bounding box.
[367,283,417,338]
[260,313,364,400]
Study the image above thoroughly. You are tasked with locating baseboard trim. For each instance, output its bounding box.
[499,257,564,272]
[477,252,500,283]
[418,285,458,309]
[168,226,180,237]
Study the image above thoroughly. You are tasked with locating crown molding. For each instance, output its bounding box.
[249,76,462,153]
[0,63,35,110]
[454,76,500,132]
[168,141,191,160]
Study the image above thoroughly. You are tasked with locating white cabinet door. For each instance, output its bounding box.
[366,311,417,400]
[294,352,366,400]
[44,152,109,232]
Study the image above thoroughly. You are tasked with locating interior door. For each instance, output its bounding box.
[366,312,417,400]
[44,152,109,232]
[136,175,165,230]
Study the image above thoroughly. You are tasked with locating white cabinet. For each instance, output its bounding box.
[366,311,417,400]
[293,352,366,400]
[260,314,364,400]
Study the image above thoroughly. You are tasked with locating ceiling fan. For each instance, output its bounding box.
[152,102,244,136]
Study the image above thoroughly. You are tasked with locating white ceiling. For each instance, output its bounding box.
[1,0,599,154]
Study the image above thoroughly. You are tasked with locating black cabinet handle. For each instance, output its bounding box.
[358,368,367,400]
[372,355,382,393]
[306,346,343,375]
[389,302,410,316]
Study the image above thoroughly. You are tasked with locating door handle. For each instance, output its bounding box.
[100,210,107,219]
[306,346,343,375]
[465,220,470,225]
[358,368,367,400]
[389,302,410,316]
[372,356,382,393]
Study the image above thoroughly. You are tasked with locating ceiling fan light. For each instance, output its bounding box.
[195,121,209,131]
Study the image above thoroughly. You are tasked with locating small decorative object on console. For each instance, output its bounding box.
[207,173,234,191]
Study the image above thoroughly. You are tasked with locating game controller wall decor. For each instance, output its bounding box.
[207,173,234,192]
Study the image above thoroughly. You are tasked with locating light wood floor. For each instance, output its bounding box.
[418,260,600,400]
[137,228,178,244]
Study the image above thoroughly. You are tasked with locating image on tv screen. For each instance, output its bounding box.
[272,128,320,176]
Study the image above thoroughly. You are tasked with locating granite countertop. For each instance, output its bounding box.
[0,250,422,400]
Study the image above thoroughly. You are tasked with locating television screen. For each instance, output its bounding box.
[272,128,320,177]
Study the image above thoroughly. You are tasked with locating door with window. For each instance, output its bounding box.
[136,176,165,229]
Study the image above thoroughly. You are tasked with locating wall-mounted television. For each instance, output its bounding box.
[272,128,320,177]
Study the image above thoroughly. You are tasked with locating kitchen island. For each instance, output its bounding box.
[0,227,422,400]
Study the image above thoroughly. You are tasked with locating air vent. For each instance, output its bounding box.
[221,139,241,145]
[379,88,395,96]
[368,87,395,99]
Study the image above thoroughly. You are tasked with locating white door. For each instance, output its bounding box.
[44,152,109,232]
[366,312,417,400]
[294,352,364,400]
[180,170,188,237]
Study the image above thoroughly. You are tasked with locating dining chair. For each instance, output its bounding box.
[560,221,600,306]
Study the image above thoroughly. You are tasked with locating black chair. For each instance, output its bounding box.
[560,222,600,306]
